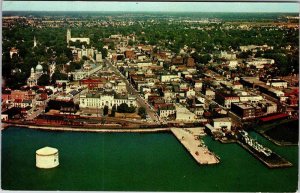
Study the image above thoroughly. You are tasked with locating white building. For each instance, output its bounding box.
[194,81,203,91]
[239,94,263,103]
[247,58,275,69]
[161,74,180,82]
[1,114,8,121]
[96,52,103,62]
[213,117,232,131]
[9,47,19,59]
[67,29,90,45]
[219,51,236,60]
[266,79,288,88]
[36,147,59,169]
[194,107,205,116]
[186,88,196,98]
[175,104,196,122]
[80,91,137,109]
[115,82,127,93]
[227,60,238,69]
[158,105,176,118]
[27,64,44,87]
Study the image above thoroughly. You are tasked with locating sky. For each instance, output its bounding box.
[2,1,299,13]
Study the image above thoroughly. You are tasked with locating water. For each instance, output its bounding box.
[1,127,298,191]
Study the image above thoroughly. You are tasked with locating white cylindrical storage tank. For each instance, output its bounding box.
[36,146,59,169]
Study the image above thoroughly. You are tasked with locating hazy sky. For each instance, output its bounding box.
[2,1,299,12]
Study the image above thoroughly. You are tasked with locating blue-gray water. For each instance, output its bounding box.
[1,127,298,191]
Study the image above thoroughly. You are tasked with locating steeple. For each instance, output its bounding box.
[67,29,71,43]
[33,36,37,47]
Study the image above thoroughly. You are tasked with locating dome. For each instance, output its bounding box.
[36,64,43,71]
[105,82,113,89]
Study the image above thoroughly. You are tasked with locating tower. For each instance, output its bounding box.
[33,36,37,47]
[67,29,71,43]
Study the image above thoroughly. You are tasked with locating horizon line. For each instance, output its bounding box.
[2,10,299,13]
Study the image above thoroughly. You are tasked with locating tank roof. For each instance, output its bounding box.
[36,146,58,156]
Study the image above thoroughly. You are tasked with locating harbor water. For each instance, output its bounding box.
[1,127,298,192]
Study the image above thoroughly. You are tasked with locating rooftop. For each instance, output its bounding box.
[36,146,58,156]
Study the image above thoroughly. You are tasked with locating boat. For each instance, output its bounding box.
[239,130,273,157]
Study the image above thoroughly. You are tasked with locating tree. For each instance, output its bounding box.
[117,103,136,113]
[163,63,170,70]
[37,74,50,86]
[69,74,74,82]
[51,70,68,84]
[62,82,67,90]
[110,105,116,117]
[238,50,252,59]
[103,105,109,116]
[191,53,211,64]
[117,103,129,113]
[138,107,147,119]
[101,48,108,59]
[128,39,134,46]
[108,42,115,50]
[82,56,88,61]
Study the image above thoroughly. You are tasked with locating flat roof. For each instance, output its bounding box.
[36,147,58,156]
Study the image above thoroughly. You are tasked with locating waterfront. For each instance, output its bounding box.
[1,127,298,192]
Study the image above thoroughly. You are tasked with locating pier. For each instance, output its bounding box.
[237,139,292,168]
[171,127,219,165]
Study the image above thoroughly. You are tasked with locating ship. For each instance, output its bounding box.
[238,130,272,157]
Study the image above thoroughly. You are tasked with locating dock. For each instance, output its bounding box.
[171,127,219,165]
[237,140,292,168]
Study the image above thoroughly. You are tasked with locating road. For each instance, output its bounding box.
[104,59,160,122]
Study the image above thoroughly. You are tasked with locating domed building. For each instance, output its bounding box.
[27,63,45,87]
[35,63,43,75]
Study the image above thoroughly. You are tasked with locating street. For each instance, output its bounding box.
[104,59,160,122]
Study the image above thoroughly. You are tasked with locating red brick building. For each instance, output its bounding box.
[79,78,105,89]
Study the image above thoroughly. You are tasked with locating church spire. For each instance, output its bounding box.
[33,36,37,47]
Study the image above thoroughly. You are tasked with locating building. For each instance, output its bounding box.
[227,60,238,69]
[215,91,240,109]
[246,58,275,69]
[79,91,137,109]
[13,99,33,108]
[27,64,44,87]
[79,78,105,90]
[161,74,180,82]
[67,29,90,45]
[36,147,59,169]
[9,47,19,58]
[266,79,288,88]
[213,117,232,131]
[231,103,257,120]
[95,51,103,62]
[219,51,236,60]
[158,105,176,119]
[175,104,196,122]
[194,80,203,91]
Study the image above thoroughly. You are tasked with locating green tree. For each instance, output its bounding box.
[111,105,116,117]
[37,74,50,86]
[101,48,108,59]
[117,103,136,113]
[138,107,147,119]
[103,105,109,116]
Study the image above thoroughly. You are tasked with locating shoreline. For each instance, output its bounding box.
[2,123,171,133]
[258,131,298,146]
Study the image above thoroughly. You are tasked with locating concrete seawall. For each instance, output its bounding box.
[3,123,171,133]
